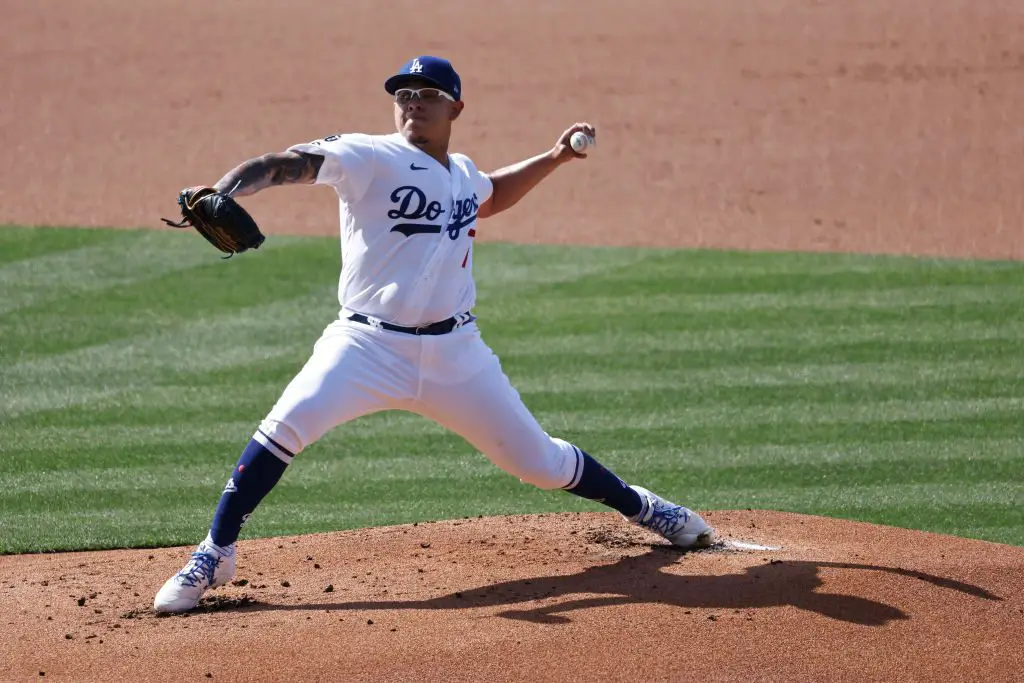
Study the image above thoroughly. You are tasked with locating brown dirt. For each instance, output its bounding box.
[2,0,1023,258]
[3,0,1024,680]
[2,512,1022,682]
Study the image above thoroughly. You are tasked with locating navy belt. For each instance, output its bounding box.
[347,312,474,336]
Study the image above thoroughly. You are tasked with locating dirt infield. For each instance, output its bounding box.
[3,0,1024,680]
[2,0,1023,258]
[3,512,1023,682]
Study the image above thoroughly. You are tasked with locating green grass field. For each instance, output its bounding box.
[2,225,1022,553]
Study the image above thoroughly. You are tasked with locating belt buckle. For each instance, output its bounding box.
[364,315,384,331]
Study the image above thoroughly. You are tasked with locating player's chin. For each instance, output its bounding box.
[403,122,430,145]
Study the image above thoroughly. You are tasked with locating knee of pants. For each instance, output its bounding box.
[257,419,306,457]
[514,436,580,491]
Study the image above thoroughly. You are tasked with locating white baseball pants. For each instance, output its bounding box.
[255,318,582,490]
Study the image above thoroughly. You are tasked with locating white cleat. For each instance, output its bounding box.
[628,485,715,549]
[153,539,236,613]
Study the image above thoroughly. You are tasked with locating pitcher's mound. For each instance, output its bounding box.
[3,511,1021,681]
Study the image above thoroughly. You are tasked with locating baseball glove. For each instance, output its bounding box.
[161,186,266,257]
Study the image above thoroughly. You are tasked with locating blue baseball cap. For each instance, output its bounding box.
[384,56,462,101]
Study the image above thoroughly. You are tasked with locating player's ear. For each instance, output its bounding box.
[450,101,464,121]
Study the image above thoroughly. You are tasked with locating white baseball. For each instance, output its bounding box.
[570,131,593,153]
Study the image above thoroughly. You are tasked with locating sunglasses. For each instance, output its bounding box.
[394,87,456,105]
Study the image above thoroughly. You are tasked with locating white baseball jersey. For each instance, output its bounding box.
[288,132,494,327]
[261,131,580,492]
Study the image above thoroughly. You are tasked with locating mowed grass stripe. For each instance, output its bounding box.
[488,245,1017,279]
[0,481,577,553]
[7,378,1022,433]
[567,413,1024,450]
[8,469,1018,524]
[10,353,1023,429]
[487,285,1024,322]
[6,437,1020,495]
[704,483,1023,514]
[3,292,327,412]
[0,230,230,316]
[2,227,1024,552]
[1,236,654,410]
[2,415,450,456]
[3,410,1020,477]
[705,496,1024,545]
[503,338,1021,372]
[530,398,1024,435]
[6,358,1023,454]
[0,225,125,265]
[472,244,652,299]
[497,321,1024,353]
[620,438,1024,469]
[9,300,1023,421]
[557,250,1022,295]
[0,241,339,360]
[2,455,501,496]
[515,359,1024,392]
[6,479,1019,552]
[4,412,1018,466]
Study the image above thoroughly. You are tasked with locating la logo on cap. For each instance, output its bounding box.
[410,58,423,73]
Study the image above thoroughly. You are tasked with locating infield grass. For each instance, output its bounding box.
[2,225,1022,552]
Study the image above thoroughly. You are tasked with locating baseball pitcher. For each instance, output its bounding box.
[155,56,714,613]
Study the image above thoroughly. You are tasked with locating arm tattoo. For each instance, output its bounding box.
[213,152,325,197]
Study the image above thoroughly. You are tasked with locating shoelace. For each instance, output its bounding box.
[177,551,219,588]
[642,502,689,536]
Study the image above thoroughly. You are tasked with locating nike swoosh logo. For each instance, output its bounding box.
[410,163,428,171]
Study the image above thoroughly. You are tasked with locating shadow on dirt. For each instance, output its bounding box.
[235,546,1003,626]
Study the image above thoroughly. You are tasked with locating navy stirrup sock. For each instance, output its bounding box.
[209,437,291,547]
[564,447,643,518]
